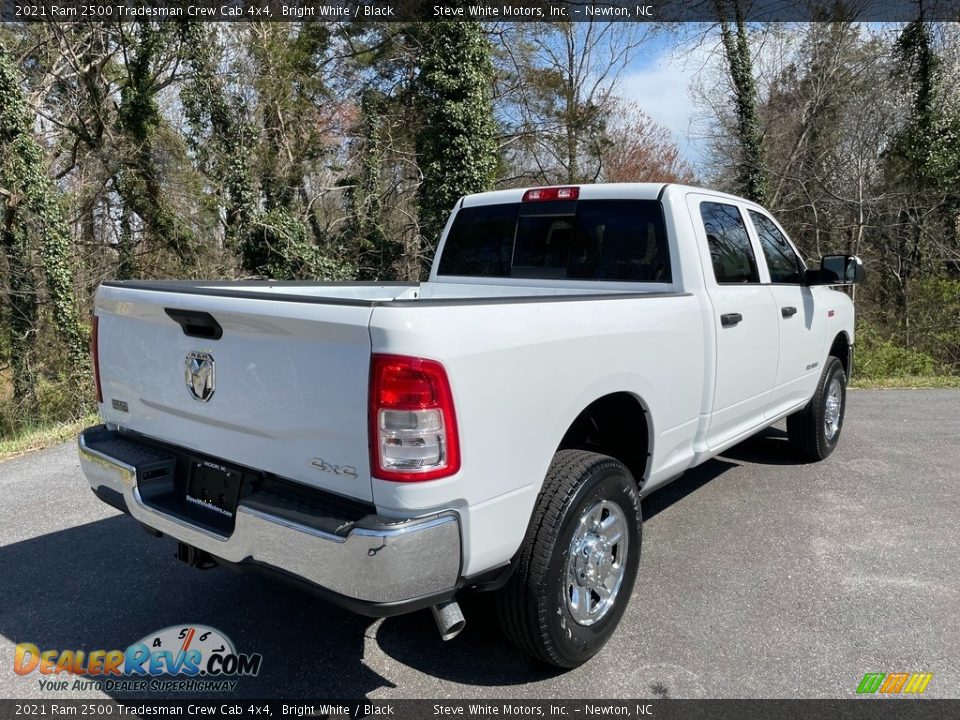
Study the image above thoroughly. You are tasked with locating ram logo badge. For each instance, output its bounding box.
[185,351,216,402]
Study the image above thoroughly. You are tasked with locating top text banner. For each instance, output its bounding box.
[4,0,960,22]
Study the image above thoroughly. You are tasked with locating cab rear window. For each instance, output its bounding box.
[437,199,671,283]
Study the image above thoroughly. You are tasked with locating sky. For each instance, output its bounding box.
[619,22,907,171]
[618,26,719,169]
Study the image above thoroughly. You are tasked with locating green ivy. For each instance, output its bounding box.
[345,89,403,280]
[0,43,87,399]
[115,22,197,269]
[241,209,353,281]
[888,20,960,194]
[178,23,257,248]
[717,7,768,204]
[415,22,498,275]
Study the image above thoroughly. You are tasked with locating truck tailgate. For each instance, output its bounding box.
[95,285,375,502]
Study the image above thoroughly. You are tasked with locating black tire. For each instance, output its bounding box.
[495,450,641,668]
[786,356,847,461]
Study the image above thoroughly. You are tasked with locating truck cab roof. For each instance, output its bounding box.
[460,182,757,209]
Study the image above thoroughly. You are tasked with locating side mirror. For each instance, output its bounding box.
[807,254,865,285]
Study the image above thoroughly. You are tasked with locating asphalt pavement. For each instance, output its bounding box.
[1,390,958,699]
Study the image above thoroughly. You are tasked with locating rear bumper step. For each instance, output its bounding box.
[78,426,462,611]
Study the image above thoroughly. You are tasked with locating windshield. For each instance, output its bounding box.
[437,199,671,283]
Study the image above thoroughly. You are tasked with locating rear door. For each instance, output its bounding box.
[687,195,779,449]
[745,209,826,415]
[95,284,376,502]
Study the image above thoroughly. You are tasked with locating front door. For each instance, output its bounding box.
[744,208,825,415]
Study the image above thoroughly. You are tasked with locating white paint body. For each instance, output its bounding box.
[94,184,855,579]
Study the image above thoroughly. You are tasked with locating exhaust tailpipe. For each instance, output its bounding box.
[431,600,466,641]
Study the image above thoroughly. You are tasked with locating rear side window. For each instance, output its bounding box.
[437,199,671,283]
[699,201,760,284]
[748,210,804,284]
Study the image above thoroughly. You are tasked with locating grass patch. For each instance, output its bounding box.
[0,413,99,462]
[850,375,960,389]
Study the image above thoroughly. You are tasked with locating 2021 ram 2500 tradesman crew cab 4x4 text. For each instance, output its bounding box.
[79,183,864,668]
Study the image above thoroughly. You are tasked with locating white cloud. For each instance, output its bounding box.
[618,35,721,168]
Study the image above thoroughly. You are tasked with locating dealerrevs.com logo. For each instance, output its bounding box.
[14,624,262,693]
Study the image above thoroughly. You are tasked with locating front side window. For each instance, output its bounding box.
[749,210,804,284]
[699,202,760,284]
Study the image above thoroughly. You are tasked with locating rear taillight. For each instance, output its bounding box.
[90,315,103,404]
[522,186,580,202]
[369,354,460,482]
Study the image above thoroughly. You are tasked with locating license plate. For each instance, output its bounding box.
[185,459,243,519]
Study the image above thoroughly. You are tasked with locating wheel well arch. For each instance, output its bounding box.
[556,392,651,487]
[829,331,852,377]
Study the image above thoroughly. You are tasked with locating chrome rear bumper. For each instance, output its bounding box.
[78,427,461,609]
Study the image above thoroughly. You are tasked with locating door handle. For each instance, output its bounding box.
[781,306,798,318]
[720,313,743,328]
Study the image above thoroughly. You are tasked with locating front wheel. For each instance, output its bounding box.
[787,356,847,461]
[495,450,641,668]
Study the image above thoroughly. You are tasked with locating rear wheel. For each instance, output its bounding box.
[787,356,847,461]
[495,450,641,668]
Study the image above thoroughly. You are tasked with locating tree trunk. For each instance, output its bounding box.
[717,2,768,204]
[564,28,578,184]
[115,22,197,270]
[117,201,135,280]
[415,21,498,275]
[1,204,38,410]
[1,43,87,377]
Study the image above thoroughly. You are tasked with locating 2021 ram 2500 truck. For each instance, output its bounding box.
[79,183,864,668]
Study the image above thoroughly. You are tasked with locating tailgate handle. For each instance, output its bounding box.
[165,309,223,340]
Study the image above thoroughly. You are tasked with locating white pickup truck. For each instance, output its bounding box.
[79,183,864,667]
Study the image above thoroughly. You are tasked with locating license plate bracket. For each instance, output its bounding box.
[186,459,243,519]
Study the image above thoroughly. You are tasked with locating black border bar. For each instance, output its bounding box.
[4,0,960,23]
[0,699,957,719]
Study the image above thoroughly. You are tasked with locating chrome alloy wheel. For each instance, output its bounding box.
[565,500,629,626]
[824,376,843,441]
